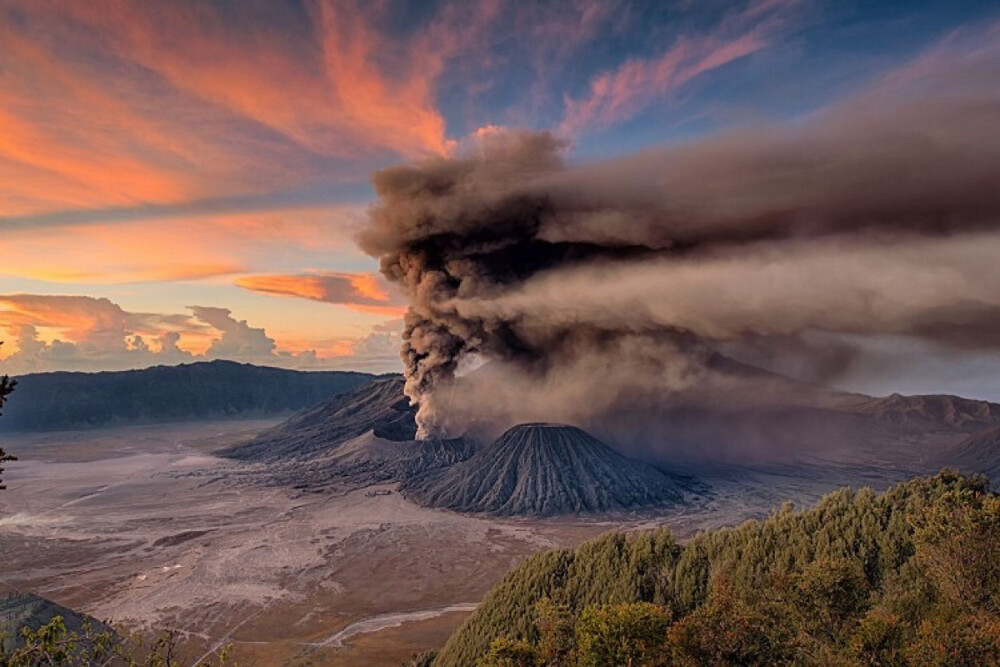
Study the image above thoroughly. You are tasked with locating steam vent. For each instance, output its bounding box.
[402,423,683,516]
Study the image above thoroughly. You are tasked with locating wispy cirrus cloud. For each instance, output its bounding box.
[558,0,800,136]
[0,0,803,222]
[0,207,361,285]
[0,0,501,219]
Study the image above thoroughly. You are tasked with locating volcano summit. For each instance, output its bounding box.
[402,423,685,516]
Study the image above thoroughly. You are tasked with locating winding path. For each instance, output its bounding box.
[317,603,479,648]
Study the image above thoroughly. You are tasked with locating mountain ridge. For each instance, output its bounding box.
[0,360,375,431]
[948,424,1000,481]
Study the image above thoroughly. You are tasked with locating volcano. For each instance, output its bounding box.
[220,376,416,462]
[402,423,684,516]
[219,376,477,489]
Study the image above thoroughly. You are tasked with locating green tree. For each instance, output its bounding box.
[1,616,115,666]
[904,611,1000,666]
[1,614,233,666]
[478,637,538,667]
[574,602,672,667]
[669,580,800,666]
[914,488,1000,614]
[534,598,574,666]
[0,351,16,490]
[402,650,437,666]
[793,557,870,642]
[848,608,907,666]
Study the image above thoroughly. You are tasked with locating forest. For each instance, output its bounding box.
[430,471,1000,666]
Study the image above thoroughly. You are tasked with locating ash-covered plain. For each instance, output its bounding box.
[0,419,607,666]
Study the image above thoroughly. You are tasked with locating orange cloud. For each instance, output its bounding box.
[0,295,236,362]
[0,295,127,344]
[0,0,504,216]
[348,274,390,302]
[559,0,797,135]
[0,0,504,219]
[0,22,218,216]
[311,2,450,157]
[0,206,358,284]
[235,271,406,316]
[273,336,356,359]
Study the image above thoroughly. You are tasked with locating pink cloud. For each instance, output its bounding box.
[0,206,358,285]
[0,1,506,218]
[558,0,798,136]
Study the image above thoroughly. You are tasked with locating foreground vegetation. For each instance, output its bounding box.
[0,617,232,667]
[435,471,1000,666]
[0,353,16,489]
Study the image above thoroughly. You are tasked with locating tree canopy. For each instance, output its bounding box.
[436,471,1000,666]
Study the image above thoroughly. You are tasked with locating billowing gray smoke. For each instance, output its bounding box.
[359,41,1000,439]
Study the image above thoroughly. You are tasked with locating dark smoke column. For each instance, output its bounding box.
[359,79,1000,438]
[358,133,566,437]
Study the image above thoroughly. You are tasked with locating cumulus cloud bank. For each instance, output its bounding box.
[0,295,401,375]
[360,32,1000,438]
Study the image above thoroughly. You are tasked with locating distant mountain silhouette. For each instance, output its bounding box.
[634,391,1000,470]
[0,360,375,431]
[843,392,1000,429]
[402,423,686,516]
[564,357,1000,469]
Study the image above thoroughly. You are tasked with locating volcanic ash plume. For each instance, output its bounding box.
[359,51,1000,438]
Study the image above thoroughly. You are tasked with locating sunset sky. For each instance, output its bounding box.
[1,0,996,375]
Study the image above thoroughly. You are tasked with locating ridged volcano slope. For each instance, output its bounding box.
[219,376,477,490]
[219,376,415,462]
[270,430,478,490]
[402,423,683,516]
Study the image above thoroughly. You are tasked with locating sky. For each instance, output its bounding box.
[1,0,998,378]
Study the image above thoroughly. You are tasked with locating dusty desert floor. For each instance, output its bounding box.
[0,422,624,665]
[0,421,913,665]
